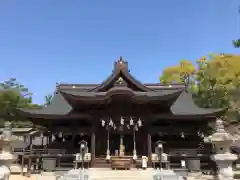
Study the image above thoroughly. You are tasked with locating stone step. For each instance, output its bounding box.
[89,170,152,179]
[90,178,150,180]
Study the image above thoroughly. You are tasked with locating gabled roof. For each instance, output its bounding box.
[90,57,151,92]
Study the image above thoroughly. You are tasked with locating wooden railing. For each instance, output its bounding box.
[168,148,212,157]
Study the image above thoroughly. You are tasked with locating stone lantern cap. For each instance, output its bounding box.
[0,121,17,142]
[209,118,234,143]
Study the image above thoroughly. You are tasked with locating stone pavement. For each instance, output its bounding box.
[9,175,36,180]
[88,168,153,180]
[9,168,160,180]
[13,169,240,180]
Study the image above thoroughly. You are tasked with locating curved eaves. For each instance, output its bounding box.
[170,91,226,116]
[18,93,72,116]
[59,88,183,101]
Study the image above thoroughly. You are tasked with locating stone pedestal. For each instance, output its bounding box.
[106,149,110,160]
[209,118,238,180]
[212,154,237,180]
[133,149,137,160]
[186,172,203,180]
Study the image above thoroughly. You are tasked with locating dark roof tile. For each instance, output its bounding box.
[19,93,72,115]
[170,91,225,116]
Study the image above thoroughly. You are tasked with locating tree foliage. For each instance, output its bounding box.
[233,39,240,48]
[160,60,196,84]
[0,78,41,127]
[160,54,240,121]
[44,94,53,106]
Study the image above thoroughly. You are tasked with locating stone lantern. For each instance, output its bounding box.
[209,118,237,180]
[0,121,16,180]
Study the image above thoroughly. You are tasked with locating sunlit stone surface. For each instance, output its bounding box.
[0,122,16,180]
[209,118,238,180]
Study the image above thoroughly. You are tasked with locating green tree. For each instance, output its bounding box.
[44,94,53,106]
[0,78,41,127]
[233,6,240,48]
[160,60,196,84]
[195,54,240,108]
[160,54,240,121]
[194,56,228,108]
[196,54,240,121]
[233,39,240,48]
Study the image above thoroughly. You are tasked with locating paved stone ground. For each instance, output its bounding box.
[89,168,153,180]
[9,174,216,180]
[13,169,238,180]
[10,175,36,180]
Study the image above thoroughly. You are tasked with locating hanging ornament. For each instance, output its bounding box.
[120,117,124,125]
[58,132,63,138]
[130,117,134,126]
[181,132,185,138]
[109,119,113,127]
[138,118,142,127]
[197,130,200,136]
[101,120,105,127]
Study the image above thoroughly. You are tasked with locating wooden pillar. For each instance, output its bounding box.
[91,131,96,167]
[27,136,32,177]
[147,133,152,167]
[90,120,96,167]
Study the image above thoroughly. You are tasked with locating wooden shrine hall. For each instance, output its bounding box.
[19,57,225,170]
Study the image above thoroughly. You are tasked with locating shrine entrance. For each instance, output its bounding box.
[110,133,133,156]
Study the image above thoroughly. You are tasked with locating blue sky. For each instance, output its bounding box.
[0,0,240,104]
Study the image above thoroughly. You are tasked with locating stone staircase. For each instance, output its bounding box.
[89,168,153,180]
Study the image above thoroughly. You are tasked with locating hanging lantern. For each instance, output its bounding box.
[109,119,113,127]
[120,117,124,125]
[138,118,142,127]
[101,120,105,127]
[58,132,63,138]
[197,130,200,136]
[130,117,134,126]
[181,132,185,138]
[52,135,55,141]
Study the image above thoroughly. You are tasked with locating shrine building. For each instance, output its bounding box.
[19,57,225,169]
